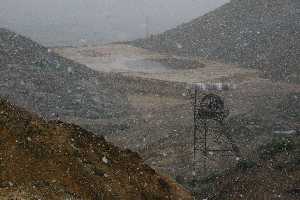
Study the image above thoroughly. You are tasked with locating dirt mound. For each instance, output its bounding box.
[0,28,129,133]
[0,99,192,199]
[131,0,299,82]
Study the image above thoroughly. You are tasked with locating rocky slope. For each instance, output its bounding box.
[131,0,300,82]
[189,136,300,200]
[0,28,129,133]
[0,99,192,199]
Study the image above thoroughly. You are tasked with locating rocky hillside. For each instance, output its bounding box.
[0,99,192,199]
[189,136,300,200]
[131,0,300,82]
[0,28,128,133]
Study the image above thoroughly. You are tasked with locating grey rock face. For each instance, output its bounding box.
[0,28,129,133]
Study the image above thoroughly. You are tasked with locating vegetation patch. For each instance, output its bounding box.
[258,137,296,160]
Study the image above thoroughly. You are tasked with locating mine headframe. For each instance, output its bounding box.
[196,93,229,123]
[190,82,239,177]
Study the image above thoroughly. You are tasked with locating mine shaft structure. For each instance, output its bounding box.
[191,82,240,177]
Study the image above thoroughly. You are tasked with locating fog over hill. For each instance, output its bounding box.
[0,0,228,46]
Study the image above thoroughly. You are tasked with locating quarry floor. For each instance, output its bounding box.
[54,44,300,182]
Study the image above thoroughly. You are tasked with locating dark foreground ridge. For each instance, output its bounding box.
[131,0,299,82]
[0,99,192,199]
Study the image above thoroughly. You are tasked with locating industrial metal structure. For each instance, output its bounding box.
[191,82,240,176]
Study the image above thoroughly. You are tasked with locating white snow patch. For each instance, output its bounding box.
[176,42,183,49]
[67,67,73,73]
[102,156,109,164]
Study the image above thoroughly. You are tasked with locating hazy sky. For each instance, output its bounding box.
[0,0,229,46]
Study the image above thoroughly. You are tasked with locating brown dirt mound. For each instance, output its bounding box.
[0,99,192,200]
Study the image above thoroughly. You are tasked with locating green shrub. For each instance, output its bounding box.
[259,137,295,160]
[237,159,257,170]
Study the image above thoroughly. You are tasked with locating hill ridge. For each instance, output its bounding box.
[131,0,300,82]
[0,28,129,134]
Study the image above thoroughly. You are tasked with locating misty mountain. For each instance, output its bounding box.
[131,0,300,82]
[0,0,228,46]
[0,28,128,133]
